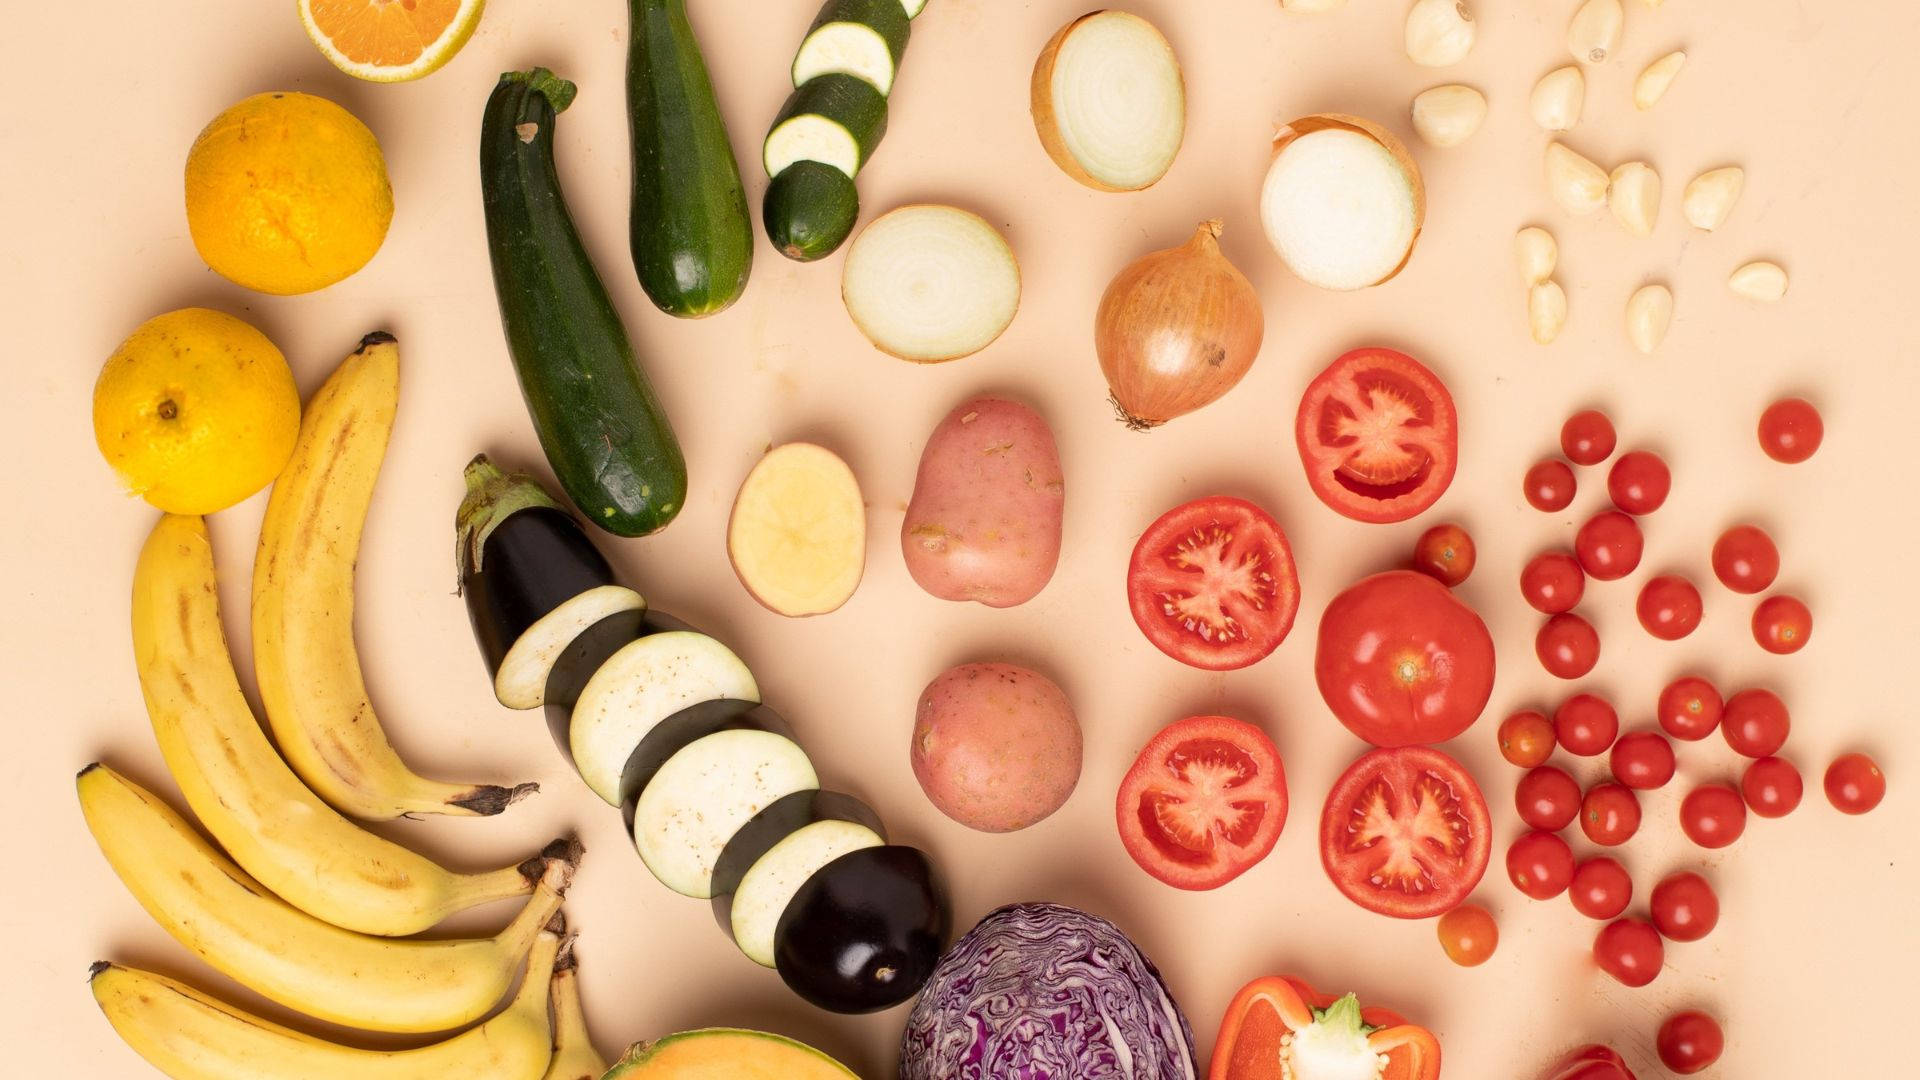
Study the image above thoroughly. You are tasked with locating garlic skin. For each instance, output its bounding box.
[1530,281,1569,344]
[1626,284,1674,354]
[1683,167,1746,230]
[1635,51,1686,110]
[1515,227,1558,285]
[1608,162,1661,236]
[1531,66,1586,131]
[1568,0,1625,64]
[1406,0,1476,67]
[1729,261,1789,302]
[1411,85,1488,147]
[1546,142,1610,215]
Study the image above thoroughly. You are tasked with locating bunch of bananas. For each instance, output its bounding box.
[84,334,609,1080]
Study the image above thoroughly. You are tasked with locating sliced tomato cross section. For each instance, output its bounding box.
[1117,715,1288,891]
[1127,495,1300,671]
[1296,347,1459,524]
[1319,745,1491,919]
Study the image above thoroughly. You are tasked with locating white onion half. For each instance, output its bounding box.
[1031,11,1186,192]
[1259,115,1425,291]
[842,205,1021,363]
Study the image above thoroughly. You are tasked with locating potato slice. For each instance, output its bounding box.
[728,443,867,617]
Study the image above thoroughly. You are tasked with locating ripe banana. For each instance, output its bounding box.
[77,763,572,1034]
[545,938,611,1080]
[134,510,556,936]
[251,332,536,819]
[90,925,564,1080]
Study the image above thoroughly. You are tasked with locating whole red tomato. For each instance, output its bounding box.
[1539,1045,1637,1080]
[1315,570,1496,747]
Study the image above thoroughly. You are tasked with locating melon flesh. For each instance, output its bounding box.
[606,1028,858,1080]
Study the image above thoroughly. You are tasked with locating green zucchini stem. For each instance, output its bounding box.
[498,67,578,113]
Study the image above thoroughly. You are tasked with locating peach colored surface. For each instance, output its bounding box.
[5,1,1917,1076]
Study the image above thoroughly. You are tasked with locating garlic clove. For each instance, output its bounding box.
[1531,66,1586,131]
[1683,167,1746,230]
[1411,85,1488,147]
[1280,0,1347,9]
[1406,0,1476,67]
[1729,261,1789,302]
[1546,142,1611,215]
[1530,281,1569,344]
[1608,162,1661,236]
[1625,284,1673,354]
[1568,0,1625,65]
[1634,51,1686,110]
[1515,227,1558,285]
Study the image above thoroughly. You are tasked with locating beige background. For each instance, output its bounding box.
[4,0,1918,1076]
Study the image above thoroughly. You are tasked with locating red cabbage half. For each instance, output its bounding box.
[898,901,1198,1080]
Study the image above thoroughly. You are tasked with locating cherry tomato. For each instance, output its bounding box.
[1320,746,1491,918]
[1679,784,1747,848]
[1657,1010,1724,1075]
[1752,594,1812,654]
[1521,550,1586,614]
[1649,870,1719,941]
[1413,523,1476,586]
[1554,693,1619,756]
[1580,783,1641,846]
[1657,675,1723,741]
[1541,1045,1636,1080]
[1315,571,1496,747]
[1575,510,1644,581]
[1437,903,1499,967]
[1607,450,1670,515]
[1507,830,1575,900]
[1115,715,1288,891]
[1568,856,1632,920]
[1610,731,1675,790]
[1722,688,1790,758]
[1524,459,1577,512]
[1741,756,1803,817]
[1499,709,1556,768]
[1825,753,1887,815]
[1296,347,1459,523]
[1536,613,1600,679]
[1516,766,1581,831]
[1126,496,1301,671]
[1711,523,1779,594]
[1636,574,1702,640]
[1561,409,1617,466]
[1592,918,1664,987]
[1758,397,1823,463]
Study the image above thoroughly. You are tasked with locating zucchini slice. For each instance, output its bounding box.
[792,0,910,96]
[617,699,786,823]
[729,818,884,968]
[900,0,928,16]
[763,162,861,262]
[569,631,761,805]
[764,74,889,180]
[632,729,818,898]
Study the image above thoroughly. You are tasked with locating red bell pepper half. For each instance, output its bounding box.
[1209,975,1440,1080]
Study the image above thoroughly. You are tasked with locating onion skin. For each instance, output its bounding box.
[1096,220,1264,429]
[1031,11,1186,193]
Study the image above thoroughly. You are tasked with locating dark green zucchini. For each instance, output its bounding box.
[763,162,860,261]
[479,70,688,538]
[628,0,753,318]
[792,0,911,95]
[764,74,890,179]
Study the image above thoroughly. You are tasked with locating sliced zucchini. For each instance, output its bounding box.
[730,819,884,968]
[617,700,787,828]
[632,729,819,898]
[569,631,761,805]
[764,161,861,262]
[900,0,929,17]
[792,0,910,96]
[541,605,649,756]
[764,75,889,180]
[494,585,645,710]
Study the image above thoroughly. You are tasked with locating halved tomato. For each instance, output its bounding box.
[1296,347,1458,524]
[1116,715,1288,891]
[1211,975,1440,1080]
[1126,496,1300,671]
[1319,745,1491,918]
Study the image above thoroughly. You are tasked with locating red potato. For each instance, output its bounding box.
[901,396,1065,607]
[911,663,1082,833]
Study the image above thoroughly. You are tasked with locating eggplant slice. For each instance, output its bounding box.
[570,631,761,804]
[632,728,818,898]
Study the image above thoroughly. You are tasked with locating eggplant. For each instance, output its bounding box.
[708,790,885,959]
[774,845,949,1013]
[617,699,783,828]
[569,630,760,805]
[631,728,818,898]
[540,606,652,754]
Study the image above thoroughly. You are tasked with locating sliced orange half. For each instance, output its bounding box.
[298,0,486,83]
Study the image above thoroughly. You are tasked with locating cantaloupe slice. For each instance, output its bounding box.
[605,1028,858,1080]
[727,443,866,616]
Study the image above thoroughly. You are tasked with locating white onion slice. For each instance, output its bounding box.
[1031,11,1185,192]
[841,205,1021,363]
[1259,116,1425,291]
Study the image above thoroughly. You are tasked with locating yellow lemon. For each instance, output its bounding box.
[93,309,301,514]
[185,92,393,295]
